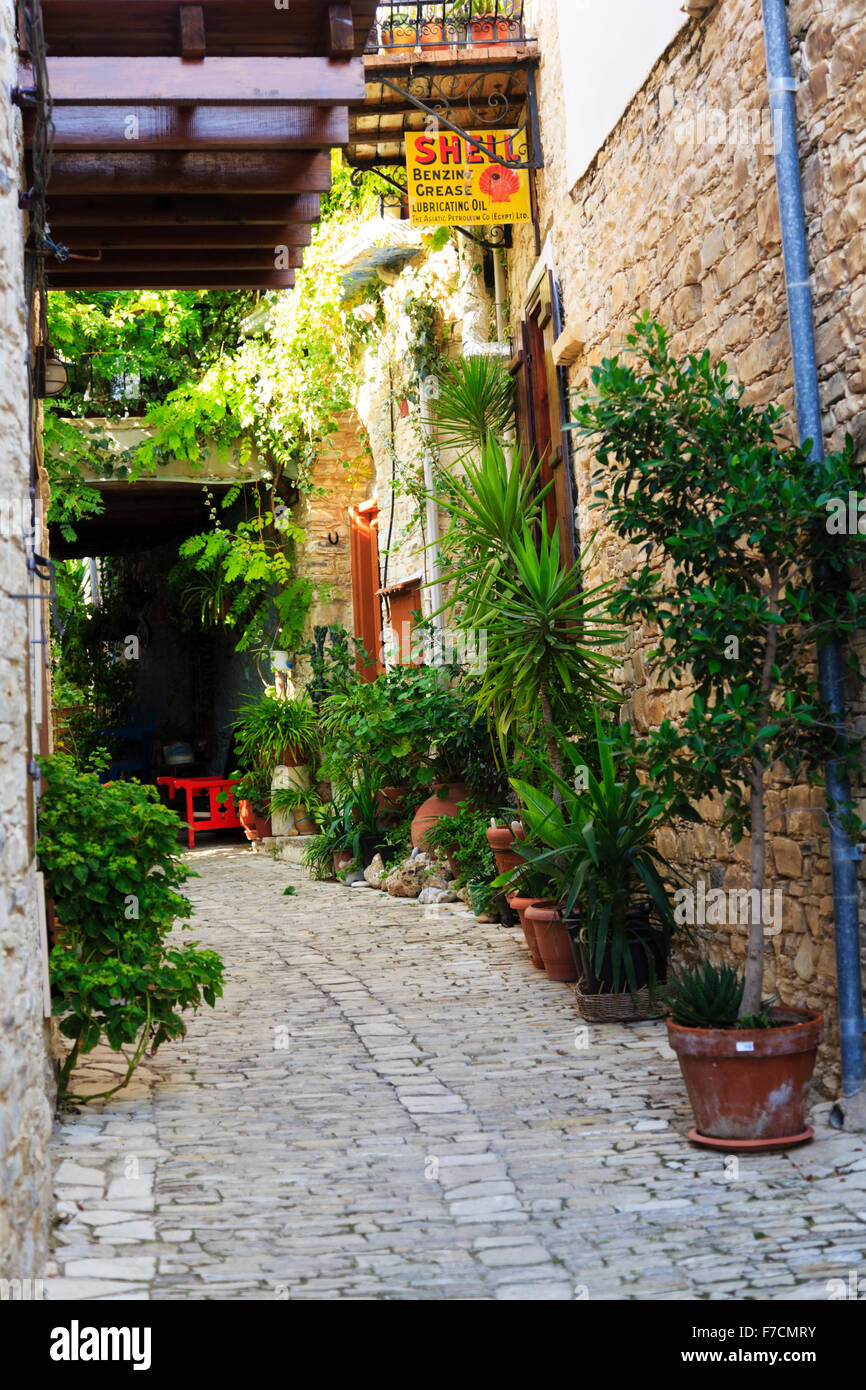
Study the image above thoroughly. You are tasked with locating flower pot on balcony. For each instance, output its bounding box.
[420,19,448,47]
[469,15,512,43]
[381,22,418,48]
[666,1007,823,1152]
[525,902,578,982]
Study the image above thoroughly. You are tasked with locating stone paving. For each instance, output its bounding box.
[46,844,866,1300]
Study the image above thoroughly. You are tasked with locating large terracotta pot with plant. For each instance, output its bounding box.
[667,1009,823,1150]
[411,781,470,849]
[665,962,823,1150]
[525,902,578,983]
[507,894,544,970]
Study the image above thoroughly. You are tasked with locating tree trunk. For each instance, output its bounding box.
[741,760,766,1017]
[539,681,563,805]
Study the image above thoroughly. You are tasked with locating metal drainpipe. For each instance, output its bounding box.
[761,0,866,1122]
[420,378,444,656]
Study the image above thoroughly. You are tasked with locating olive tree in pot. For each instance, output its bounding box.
[571,317,866,1146]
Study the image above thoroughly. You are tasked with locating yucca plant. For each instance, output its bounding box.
[665,962,745,1029]
[432,436,547,629]
[510,708,695,994]
[429,355,515,459]
[474,516,621,778]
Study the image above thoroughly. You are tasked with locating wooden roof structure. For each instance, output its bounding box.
[24,0,379,289]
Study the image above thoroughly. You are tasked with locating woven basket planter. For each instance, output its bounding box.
[574,983,666,1024]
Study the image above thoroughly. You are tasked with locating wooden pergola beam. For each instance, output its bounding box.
[49,223,314,249]
[46,270,297,290]
[49,248,305,272]
[326,3,355,57]
[19,55,366,104]
[47,150,333,195]
[30,103,349,150]
[46,193,322,224]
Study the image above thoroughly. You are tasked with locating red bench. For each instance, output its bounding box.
[157,776,242,849]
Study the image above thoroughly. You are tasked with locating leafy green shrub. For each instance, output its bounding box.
[320,665,503,795]
[423,801,496,887]
[232,692,319,773]
[230,768,272,817]
[571,314,866,1015]
[38,755,224,1104]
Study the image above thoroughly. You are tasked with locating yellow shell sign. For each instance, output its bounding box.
[405,129,532,228]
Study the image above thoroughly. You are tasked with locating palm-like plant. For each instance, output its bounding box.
[511,709,693,993]
[474,518,620,774]
[429,355,515,459]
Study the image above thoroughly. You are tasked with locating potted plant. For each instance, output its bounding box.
[232,692,319,772]
[572,317,866,1137]
[449,0,521,44]
[486,818,525,876]
[302,800,356,879]
[666,963,824,1150]
[429,433,620,797]
[341,766,393,870]
[508,711,689,1001]
[420,4,449,46]
[424,800,496,882]
[232,768,273,841]
[380,10,418,47]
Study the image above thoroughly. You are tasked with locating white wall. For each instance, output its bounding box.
[553,0,688,189]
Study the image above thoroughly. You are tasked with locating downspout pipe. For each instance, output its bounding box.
[761,0,866,1118]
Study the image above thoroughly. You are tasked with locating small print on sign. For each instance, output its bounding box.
[736,1041,755,1052]
[405,129,532,228]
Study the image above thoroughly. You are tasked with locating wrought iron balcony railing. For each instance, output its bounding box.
[369,1,528,52]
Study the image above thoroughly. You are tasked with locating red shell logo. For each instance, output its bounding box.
[478,164,521,204]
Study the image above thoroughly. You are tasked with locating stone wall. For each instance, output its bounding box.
[291,412,374,690]
[0,0,55,1277]
[508,0,866,1092]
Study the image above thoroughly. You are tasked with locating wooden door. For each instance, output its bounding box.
[349,503,383,681]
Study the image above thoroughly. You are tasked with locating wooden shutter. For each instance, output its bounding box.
[512,269,577,568]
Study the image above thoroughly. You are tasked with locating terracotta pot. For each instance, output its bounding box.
[238,800,271,841]
[420,19,447,47]
[507,894,544,970]
[381,23,417,48]
[486,825,525,878]
[411,780,470,849]
[378,786,410,816]
[332,849,354,873]
[525,902,578,982]
[469,16,512,43]
[292,806,317,835]
[666,1007,824,1149]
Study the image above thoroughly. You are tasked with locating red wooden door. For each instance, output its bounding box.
[349,503,383,681]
